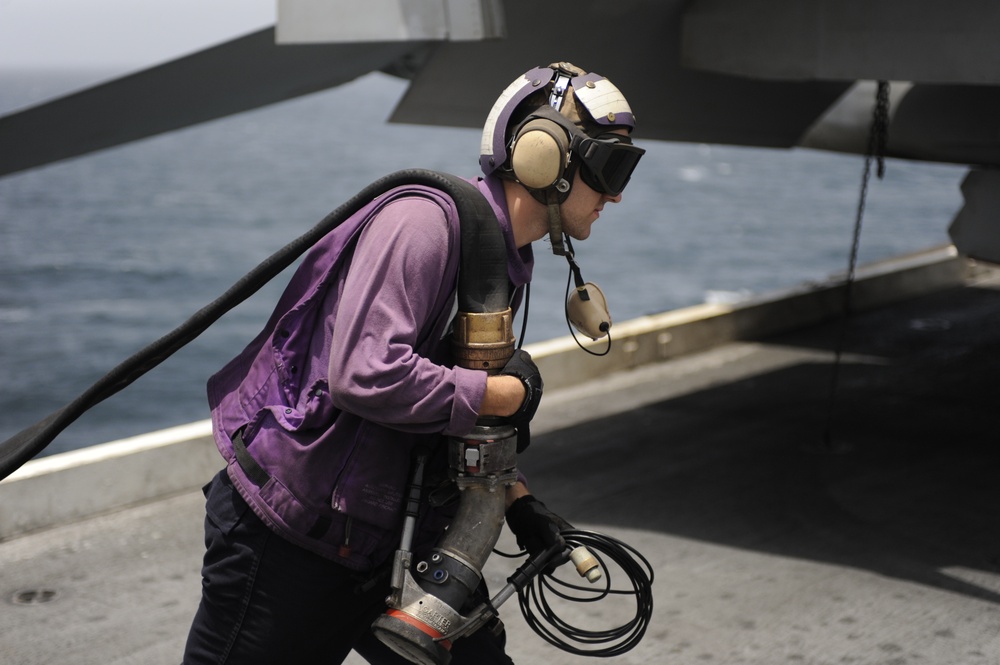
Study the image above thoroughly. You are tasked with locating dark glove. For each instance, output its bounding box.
[500,349,543,452]
[505,495,572,567]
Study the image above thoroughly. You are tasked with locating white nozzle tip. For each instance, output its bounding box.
[570,546,602,583]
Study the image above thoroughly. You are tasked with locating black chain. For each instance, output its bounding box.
[872,82,890,178]
[822,81,890,451]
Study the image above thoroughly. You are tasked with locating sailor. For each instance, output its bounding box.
[182,61,644,664]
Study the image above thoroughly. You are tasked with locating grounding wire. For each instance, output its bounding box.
[514,529,655,657]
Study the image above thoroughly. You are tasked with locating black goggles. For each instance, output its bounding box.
[575,134,646,197]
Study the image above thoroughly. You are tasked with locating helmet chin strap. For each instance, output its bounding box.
[546,192,567,256]
[541,168,575,256]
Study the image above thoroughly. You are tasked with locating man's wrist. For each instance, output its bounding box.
[505,482,531,510]
[481,374,527,417]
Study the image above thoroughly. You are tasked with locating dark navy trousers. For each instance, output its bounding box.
[182,470,514,665]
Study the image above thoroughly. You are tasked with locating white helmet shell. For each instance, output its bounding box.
[479,63,637,177]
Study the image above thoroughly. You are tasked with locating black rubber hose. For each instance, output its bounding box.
[455,178,508,314]
[0,169,506,480]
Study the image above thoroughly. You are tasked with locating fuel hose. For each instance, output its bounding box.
[0,169,493,480]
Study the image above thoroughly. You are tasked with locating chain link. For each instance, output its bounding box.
[822,81,890,451]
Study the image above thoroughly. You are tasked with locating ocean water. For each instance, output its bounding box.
[0,69,966,457]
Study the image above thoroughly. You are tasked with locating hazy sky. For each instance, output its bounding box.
[0,0,275,69]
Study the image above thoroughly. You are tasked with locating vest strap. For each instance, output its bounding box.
[232,429,270,487]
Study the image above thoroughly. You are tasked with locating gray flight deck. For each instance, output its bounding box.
[2,252,999,664]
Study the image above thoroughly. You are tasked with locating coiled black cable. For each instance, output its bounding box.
[516,529,655,657]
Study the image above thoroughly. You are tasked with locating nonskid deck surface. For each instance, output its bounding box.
[2,273,1000,665]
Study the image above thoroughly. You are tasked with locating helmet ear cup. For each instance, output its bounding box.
[510,118,571,190]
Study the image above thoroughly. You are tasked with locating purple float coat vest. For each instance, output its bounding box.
[207,175,533,571]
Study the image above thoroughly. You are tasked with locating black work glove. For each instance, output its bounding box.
[505,495,572,568]
[500,349,543,452]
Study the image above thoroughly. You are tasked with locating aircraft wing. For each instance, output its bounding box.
[390,2,851,149]
[4,0,1000,261]
[5,0,1000,175]
[392,0,1000,167]
[0,29,430,177]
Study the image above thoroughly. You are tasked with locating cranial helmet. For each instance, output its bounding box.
[482,63,641,338]
[480,62,644,207]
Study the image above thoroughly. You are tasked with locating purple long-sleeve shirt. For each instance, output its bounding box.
[207,175,532,570]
